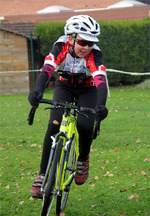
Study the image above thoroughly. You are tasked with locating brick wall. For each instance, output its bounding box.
[0,30,29,94]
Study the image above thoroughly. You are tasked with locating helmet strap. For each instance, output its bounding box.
[70,33,77,57]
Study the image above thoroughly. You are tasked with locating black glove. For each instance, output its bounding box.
[95,104,108,122]
[28,90,43,107]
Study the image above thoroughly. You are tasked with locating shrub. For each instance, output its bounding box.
[98,19,149,85]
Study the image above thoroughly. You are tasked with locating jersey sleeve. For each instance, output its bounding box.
[44,41,69,69]
[87,48,106,77]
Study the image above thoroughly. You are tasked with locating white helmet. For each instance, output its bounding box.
[64,15,100,42]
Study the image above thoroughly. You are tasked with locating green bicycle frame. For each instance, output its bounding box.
[56,111,79,191]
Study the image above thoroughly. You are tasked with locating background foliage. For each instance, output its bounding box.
[35,18,150,86]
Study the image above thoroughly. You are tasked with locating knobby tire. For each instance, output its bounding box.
[41,138,63,216]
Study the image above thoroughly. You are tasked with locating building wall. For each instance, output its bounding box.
[0,30,29,94]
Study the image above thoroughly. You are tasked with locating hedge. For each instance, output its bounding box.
[35,18,149,86]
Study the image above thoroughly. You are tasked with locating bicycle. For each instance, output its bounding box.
[27,98,100,216]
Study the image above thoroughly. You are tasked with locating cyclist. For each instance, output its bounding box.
[28,15,108,199]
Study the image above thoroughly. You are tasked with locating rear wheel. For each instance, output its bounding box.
[56,134,77,215]
[41,138,63,216]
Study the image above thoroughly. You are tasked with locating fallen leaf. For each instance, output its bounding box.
[103,171,114,177]
[108,173,114,177]
[6,185,10,189]
[136,138,141,143]
[139,170,146,176]
[60,212,65,216]
[19,201,24,205]
[120,188,128,192]
[31,143,37,147]
[101,166,105,170]
[128,194,139,201]
[125,106,131,110]
[138,188,145,191]
[95,176,99,180]
[15,183,19,188]
[103,171,109,176]
[114,149,120,152]
[29,197,34,200]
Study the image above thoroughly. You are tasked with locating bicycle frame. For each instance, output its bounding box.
[53,108,79,193]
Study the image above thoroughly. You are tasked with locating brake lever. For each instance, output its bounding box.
[78,112,89,119]
[44,105,59,110]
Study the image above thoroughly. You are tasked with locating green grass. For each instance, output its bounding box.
[0,87,150,216]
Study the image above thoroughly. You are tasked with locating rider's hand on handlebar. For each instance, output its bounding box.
[28,90,43,107]
[95,104,108,122]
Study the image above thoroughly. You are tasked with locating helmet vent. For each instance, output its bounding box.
[73,23,80,29]
[81,27,87,32]
[91,31,97,35]
[88,17,94,26]
[83,22,90,29]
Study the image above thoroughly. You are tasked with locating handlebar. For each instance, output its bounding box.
[40,99,96,114]
[27,99,100,138]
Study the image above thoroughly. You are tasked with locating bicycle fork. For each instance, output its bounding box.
[40,131,67,194]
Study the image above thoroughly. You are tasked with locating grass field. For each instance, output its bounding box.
[0,86,150,216]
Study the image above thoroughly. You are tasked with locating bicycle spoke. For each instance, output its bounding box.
[46,195,55,216]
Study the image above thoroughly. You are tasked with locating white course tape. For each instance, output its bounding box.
[106,69,150,76]
[0,68,150,75]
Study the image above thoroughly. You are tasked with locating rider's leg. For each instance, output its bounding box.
[76,86,97,161]
[75,86,97,185]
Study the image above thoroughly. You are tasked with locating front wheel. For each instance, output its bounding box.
[56,134,77,215]
[41,138,63,216]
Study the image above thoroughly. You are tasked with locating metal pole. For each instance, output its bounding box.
[37,35,41,68]
[144,24,150,74]
[30,32,35,89]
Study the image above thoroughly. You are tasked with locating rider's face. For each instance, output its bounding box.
[69,35,94,58]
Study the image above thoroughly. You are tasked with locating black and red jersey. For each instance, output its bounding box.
[44,36,106,87]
